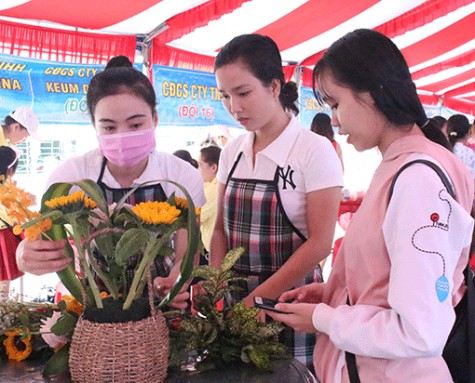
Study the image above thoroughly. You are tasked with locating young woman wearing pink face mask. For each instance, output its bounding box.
[16,56,206,309]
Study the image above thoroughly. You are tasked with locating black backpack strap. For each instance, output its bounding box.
[389,159,455,200]
[346,159,456,382]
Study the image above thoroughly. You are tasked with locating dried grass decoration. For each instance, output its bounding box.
[19,179,201,382]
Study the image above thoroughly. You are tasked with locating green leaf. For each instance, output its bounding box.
[115,228,149,266]
[157,245,174,257]
[40,183,83,304]
[73,179,109,214]
[51,313,78,336]
[20,210,64,229]
[221,247,245,272]
[42,342,70,376]
[157,179,200,307]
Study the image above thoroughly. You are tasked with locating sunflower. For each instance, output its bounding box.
[45,190,97,213]
[133,201,181,225]
[175,196,201,216]
[3,328,32,362]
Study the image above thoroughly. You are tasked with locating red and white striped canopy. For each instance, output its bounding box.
[1,0,475,114]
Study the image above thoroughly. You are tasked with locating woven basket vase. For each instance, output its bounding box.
[69,310,169,383]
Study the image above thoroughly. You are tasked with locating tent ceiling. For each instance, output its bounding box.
[1,0,475,114]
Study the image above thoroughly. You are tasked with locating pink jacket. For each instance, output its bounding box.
[313,135,474,383]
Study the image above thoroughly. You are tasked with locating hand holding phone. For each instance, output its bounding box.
[253,297,288,314]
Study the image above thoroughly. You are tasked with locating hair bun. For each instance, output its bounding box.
[105,55,133,70]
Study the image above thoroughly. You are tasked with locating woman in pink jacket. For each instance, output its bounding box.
[267,29,474,383]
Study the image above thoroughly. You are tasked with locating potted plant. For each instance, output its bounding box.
[16,179,200,383]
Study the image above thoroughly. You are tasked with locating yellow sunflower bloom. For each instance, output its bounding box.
[3,329,32,362]
[133,201,181,225]
[62,295,83,316]
[175,197,201,216]
[45,190,97,211]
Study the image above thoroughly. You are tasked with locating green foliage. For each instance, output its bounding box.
[28,180,200,311]
[168,248,285,372]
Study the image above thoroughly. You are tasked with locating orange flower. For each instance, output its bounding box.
[0,180,36,225]
[62,295,83,316]
[3,329,32,362]
[99,291,109,299]
[21,212,53,241]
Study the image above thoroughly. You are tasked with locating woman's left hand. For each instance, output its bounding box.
[243,295,266,323]
[265,302,317,333]
[153,276,190,310]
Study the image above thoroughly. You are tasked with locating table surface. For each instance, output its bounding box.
[0,358,317,383]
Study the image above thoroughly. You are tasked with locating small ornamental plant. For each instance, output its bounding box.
[168,248,286,372]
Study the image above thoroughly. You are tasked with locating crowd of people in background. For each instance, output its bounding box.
[1,28,475,383]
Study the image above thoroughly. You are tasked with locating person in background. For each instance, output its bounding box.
[447,114,475,179]
[173,149,198,169]
[422,118,452,151]
[0,146,23,299]
[311,112,344,171]
[210,33,344,371]
[431,115,448,137]
[1,106,41,145]
[16,56,206,309]
[265,29,473,383]
[197,145,221,253]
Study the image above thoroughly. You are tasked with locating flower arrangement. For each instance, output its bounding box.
[168,248,286,372]
[20,179,200,310]
[0,178,201,377]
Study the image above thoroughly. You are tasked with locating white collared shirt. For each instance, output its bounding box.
[217,114,344,236]
[46,149,206,207]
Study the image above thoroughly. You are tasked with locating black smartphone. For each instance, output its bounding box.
[253,297,287,314]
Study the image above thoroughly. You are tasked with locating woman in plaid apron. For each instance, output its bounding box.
[211,34,344,372]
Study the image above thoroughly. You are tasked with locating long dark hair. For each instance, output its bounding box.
[0,146,18,182]
[313,29,435,135]
[447,114,471,148]
[215,34,299,115]
[310,113,334,141]
[87,56,157,121]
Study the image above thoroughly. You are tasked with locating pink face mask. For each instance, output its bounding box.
[97,128,156,167]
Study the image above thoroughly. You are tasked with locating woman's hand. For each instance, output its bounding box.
[265,302,317,333]
[16,239,70,275]
[243,295,267,322]
[153,276,190,310]
[279,282,325,304]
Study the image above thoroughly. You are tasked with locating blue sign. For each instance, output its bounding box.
[0,53,105,124]
[152,65,240,127]
[298,85,330,129]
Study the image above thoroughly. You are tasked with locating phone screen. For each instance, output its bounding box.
[253,297,287,314]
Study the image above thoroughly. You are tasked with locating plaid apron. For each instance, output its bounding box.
[96,158,173,290]
[224,152,322,373]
